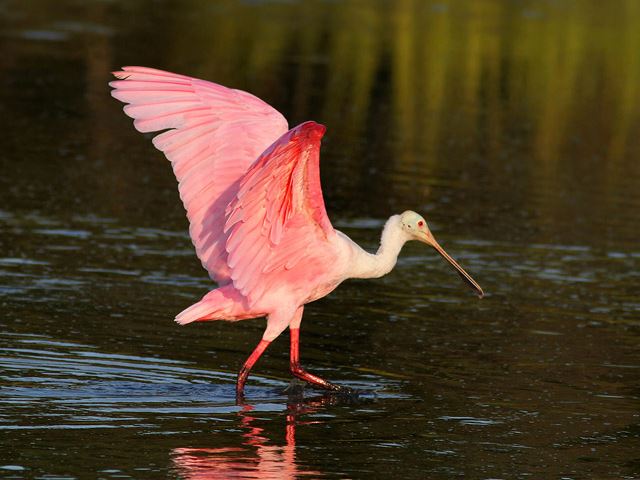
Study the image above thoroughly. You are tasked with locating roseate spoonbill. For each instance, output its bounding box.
[110,66,483,399]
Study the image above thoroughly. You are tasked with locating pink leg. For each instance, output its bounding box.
[236,339,270,400]
[289,328,350,392]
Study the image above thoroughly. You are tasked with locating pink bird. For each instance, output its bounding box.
[110,66,483,399]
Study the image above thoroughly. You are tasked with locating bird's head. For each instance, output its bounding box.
[399,210,484,298]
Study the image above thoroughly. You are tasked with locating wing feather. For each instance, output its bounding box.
[224,121,335,305]
[110,66,288,284]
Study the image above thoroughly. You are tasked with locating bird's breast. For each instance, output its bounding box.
[303,279,342,304]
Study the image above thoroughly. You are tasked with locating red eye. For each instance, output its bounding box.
[418,221,424,227]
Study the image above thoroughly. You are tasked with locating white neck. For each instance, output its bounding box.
[348,215,409,279]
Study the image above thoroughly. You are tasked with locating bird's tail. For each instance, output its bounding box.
[175,299,218,325]
[174,285,251,325]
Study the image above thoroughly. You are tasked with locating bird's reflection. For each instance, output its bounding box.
[172,391,363,479]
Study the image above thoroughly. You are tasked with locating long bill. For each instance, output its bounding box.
[430,240,484,298]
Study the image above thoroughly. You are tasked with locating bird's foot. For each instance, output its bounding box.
[289,363,360,397]
[235,388,247,405]
[282,378,307,396]
[325,383,358,396]
[282,377,359,400]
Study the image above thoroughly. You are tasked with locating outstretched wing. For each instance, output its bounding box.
[224,121,336,306]
[110,66,288,285]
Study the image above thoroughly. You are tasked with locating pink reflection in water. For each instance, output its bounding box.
[172,396,340,479]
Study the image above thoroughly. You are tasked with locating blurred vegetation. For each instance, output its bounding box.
[154,0,640,159]
[1,0,639,244]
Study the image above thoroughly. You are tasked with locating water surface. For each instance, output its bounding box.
[1,1,639,478]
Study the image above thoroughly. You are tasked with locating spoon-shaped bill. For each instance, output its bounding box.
[431,241,484,298]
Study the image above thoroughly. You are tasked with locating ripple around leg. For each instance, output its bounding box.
[0,332,403,432]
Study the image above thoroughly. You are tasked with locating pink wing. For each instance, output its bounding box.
[224,121,336,306]
[109,66,288,284]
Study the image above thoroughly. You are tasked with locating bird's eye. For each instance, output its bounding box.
[418,221,424,227]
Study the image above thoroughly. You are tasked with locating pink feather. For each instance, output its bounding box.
[110,66,288,285]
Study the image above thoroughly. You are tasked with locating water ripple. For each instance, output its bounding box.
[0,332,400,433]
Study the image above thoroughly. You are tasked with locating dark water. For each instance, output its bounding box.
[1,0,639,478]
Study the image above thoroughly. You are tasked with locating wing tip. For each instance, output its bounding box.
[111,73,127,81]
[111,67,136,80]
[298,121,326,140]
